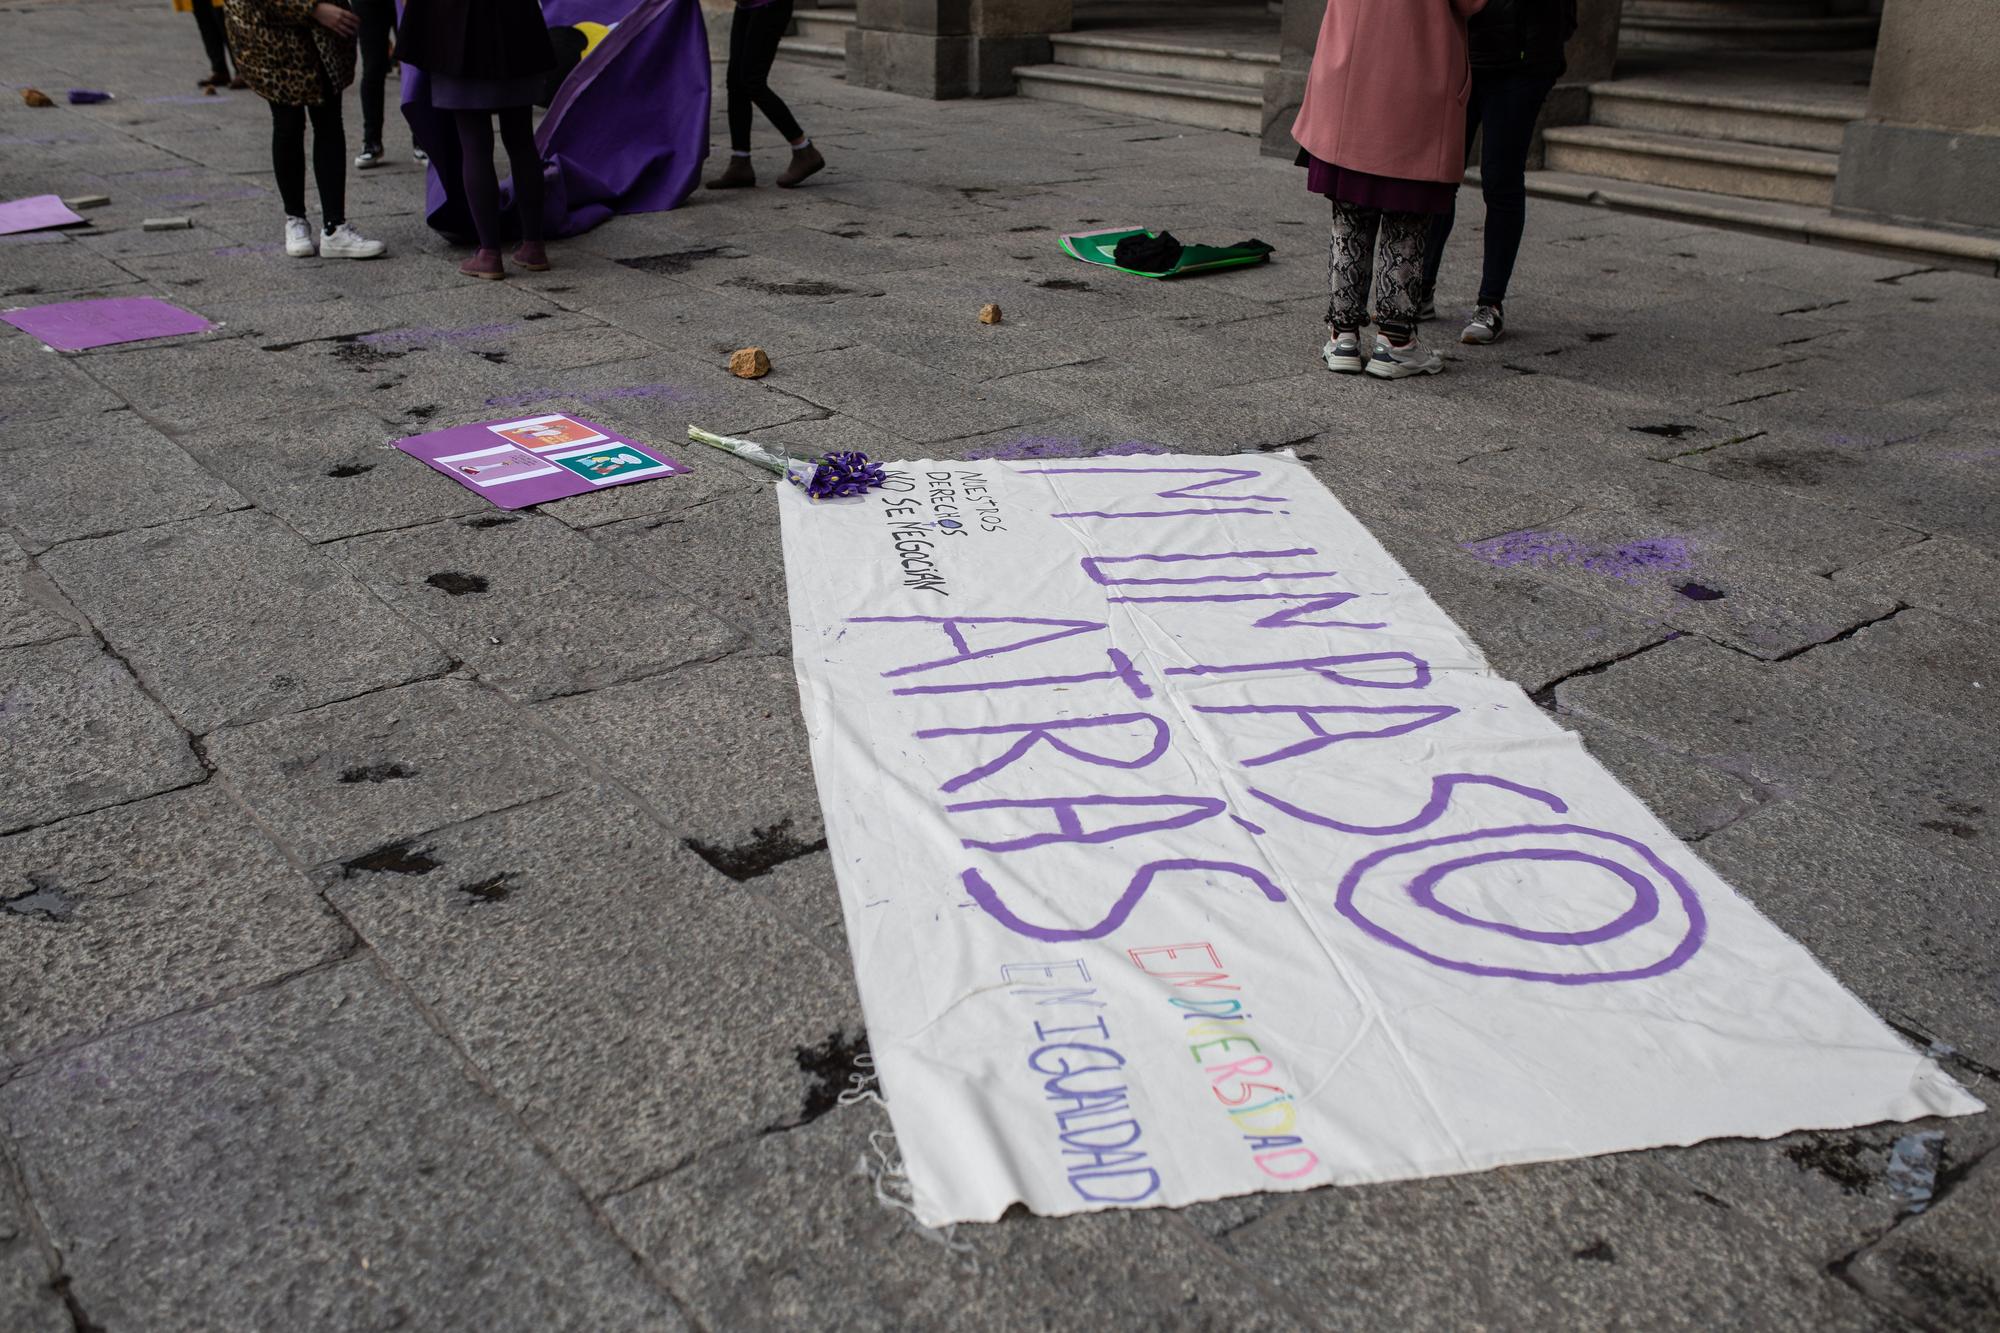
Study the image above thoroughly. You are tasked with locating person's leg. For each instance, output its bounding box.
[454,110,501,249]
[1373,210,1429,344]
[497,104,545,250]
[192,0,231,83]
[1365,209,1444,378]
[1475,70,1556,311]
[354,0,391,154]
[305,99,348,229]
[743,0,805,144]
[1423,80,1485,306]
[708,5,759,187]
[1326,198,1378,336]
[269,102,308,218]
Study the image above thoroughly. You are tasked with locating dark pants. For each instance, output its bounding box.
[454,106,545,250]
[354,0,397,147]
[1424,69,1558,310]
[727,0,804,153]
[191,0,231,80]
[270,100,347,226]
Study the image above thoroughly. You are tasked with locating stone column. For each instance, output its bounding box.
[1259,0,1324,159]
[1261,0,1625,162]
[847,0,1068,99]
[1834,0,2000,232]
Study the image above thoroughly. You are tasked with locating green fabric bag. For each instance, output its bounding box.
[1058,226,1274,279]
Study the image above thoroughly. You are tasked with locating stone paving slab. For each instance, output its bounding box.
[206,677,590,871]
[0,531,82,651]
[1559,636,2000,874]
[1848,1148,2000,1331]
[333,512,740,701]
[0,332,125,424]
[588,491,791,652]
[1698,800,2000,1068]
[0,637,203,835]
[0,785,353,1068]
[0,959,687,1333]
[0,409,245,553]
[1218,1155,1893,1333]
[603,1100,1312,1332]
[171,406,487,545]
[39,509,449,732]
[0,1158,64,1333]
[1832,536,2000,633]
[536,655,823,858]
[328,788,863,1199]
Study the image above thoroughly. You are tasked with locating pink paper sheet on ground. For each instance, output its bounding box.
[396,413,689,509]
[1,297,213,351]
[0,195,84,235]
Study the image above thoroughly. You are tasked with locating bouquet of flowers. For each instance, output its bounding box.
[686,426,885,500]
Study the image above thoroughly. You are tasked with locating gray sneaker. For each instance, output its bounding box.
[1365,334,1444,380]
[1418,292,1437,321]
[1461,304,1504,345]
[1321,330,1365,374]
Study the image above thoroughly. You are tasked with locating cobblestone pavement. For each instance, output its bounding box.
[3,1,1997,1329]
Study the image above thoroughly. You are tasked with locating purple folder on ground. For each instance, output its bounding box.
[396,413,690,509]
[0,195,85,236]
[1,297,213,351]
[399,0,711,240]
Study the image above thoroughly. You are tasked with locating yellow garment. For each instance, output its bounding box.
[171,0,224,12]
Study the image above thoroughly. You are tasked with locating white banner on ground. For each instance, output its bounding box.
[778,452,1980,1227]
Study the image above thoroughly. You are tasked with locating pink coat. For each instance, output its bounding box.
[1292,0,1488,185]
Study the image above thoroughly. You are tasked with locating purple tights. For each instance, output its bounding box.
[454,106,544,251]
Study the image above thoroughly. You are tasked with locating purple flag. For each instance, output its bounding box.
[400,0,711,240]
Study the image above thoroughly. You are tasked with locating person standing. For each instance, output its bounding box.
[1422,0,1577,345]
[184,0,241,90]
[1292,0,1485,380]
[705,0,824,191]
[224,0,387,259]
[396,0,557,279]
[350,0,398,168]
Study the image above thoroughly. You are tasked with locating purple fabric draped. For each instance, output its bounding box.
[400,0,712,240]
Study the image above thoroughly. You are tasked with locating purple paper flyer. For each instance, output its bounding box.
[396,413,689,509]
[0,194,85,236]
[1,296,214,351]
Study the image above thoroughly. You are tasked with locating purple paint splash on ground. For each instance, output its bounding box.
[961,436,1170,462]
[485,383,693,409]
[1463,530,1696,583]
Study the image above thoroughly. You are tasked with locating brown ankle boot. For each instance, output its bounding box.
[706,155,755,190]
[776,143,824,189]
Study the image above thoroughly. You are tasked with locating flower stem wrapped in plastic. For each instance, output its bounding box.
[687,426,886,501]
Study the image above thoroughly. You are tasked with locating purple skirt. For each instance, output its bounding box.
[1298,149,1455,215]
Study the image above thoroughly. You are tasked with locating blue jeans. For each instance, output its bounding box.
[1424,69,1559,310]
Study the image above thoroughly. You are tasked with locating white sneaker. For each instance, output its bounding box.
[1365,334,1444,380]
[1321,330,1365,374]
[283,215,316,258]
[319,222,386,260]
[412,148,430,165]
[354,144,386,170]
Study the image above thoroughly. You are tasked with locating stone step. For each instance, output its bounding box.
[1517,167,2000,276]
[1045,32,1278,91]
[791,8,855,45]
[1588,81,1858,152]
[1542,124,1838,206]
[1012,63,1262,135]
[1619,12,1880,51]
[777,7,852,69]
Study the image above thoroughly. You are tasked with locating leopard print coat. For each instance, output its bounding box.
[223,0,356,107]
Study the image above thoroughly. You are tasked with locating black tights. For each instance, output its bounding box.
[455,106,544,251]
[726,0,804,153]
[270,100,345,226]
